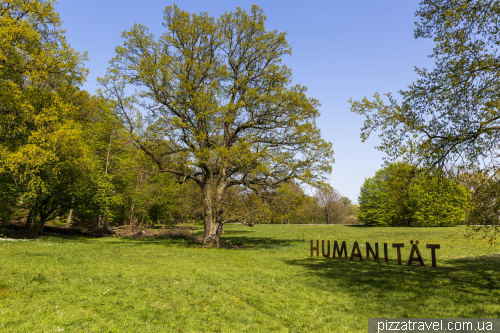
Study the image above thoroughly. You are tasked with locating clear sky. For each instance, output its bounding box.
[54,0,436,203]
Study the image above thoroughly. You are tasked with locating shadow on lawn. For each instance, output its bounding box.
[40,232,304,249]
[35,233,203,248]
[221,235,303,248]
[284,255,500,317]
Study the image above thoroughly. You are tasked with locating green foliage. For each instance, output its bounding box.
[350,1,500,174]
[98,4,334,246]
[0,0,90,235]
[408,174,472,227]
[359,163,471,226]
[461,172,500,243]
[350,0,500,239]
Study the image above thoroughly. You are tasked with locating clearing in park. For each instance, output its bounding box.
[0,224,499,332]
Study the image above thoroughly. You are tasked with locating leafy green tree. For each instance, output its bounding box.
[350,1,500,173]
[265,182,311,224]
[358,163,410,226]
[350,0,500,237]
[408,173,471,226]
[0,0,89,236]
[99,5,334,247]
[458,171,500,242]
[359,163,470,226]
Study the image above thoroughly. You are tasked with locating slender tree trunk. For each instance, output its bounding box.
[129,172,141,225]
[24,204,49,238]
[66,208,74,228]
[139,213,144,228]
[66,196,74,228]
[55,205,60,224]
[37,215,48,236]
[105,129,115,175]
[23,206,36,236]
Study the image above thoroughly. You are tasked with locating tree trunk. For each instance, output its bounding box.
[65,208,74,228]
[55,205,60,224]
[202,184,218,247]
[66,196,74,228]
[139,213,144,228]
[24,206,47,238]
[215,221,224,247]
[201,179,227,248]
[23,206,36,237]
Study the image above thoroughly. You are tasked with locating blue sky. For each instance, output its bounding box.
[54,0,436,203]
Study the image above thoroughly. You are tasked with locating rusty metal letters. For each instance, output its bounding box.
[310,239,440,267]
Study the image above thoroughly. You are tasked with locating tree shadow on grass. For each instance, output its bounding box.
[343,225,376,227]
[108,233,204,248]
[220,235,303,248]
[284,255,500,318]
[110,234,303,249]
[221,230,253,235]
[33,233,203,248]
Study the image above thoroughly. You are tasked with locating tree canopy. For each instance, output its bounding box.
[0,0,90,236]
[99,5,334,247]
[359,163,471,227]
[350,0,500,173]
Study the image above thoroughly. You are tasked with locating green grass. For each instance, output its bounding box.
[0,225,499,332]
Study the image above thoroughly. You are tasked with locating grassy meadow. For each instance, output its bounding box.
[0,224,499,332]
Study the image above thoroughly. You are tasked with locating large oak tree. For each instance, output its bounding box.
[99,5,333,247]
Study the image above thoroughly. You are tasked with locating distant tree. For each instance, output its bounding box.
[315,187,349,224]
[268,182,311,224]
[99,5,333,247]
[459,171,500,242]
[358,163,471,226]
